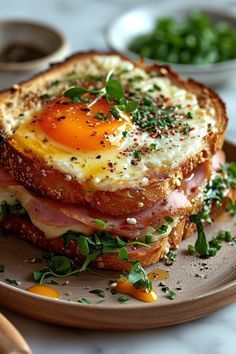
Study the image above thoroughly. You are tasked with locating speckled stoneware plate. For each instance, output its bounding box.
[0,141,235,330]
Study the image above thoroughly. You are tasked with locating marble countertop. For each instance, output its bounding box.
[1,0,236,353]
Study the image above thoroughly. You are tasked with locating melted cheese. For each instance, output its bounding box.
[0,186,91,238]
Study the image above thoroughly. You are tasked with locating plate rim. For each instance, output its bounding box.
[1,278,236,330]
[0,277,236,310]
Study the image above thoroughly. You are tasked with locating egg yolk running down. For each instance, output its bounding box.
[26,284,61,299]
[115,279,158,303]
[38,98,128,151]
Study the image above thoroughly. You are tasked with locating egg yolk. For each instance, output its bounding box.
[38,98,127,151]
[26,284,61,299]
[115,279,158,303]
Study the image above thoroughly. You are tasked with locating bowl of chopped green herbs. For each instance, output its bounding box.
[107,2,236,85]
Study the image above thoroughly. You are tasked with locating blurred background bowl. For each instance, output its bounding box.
[106,1,236,86]
[0,19,69,89]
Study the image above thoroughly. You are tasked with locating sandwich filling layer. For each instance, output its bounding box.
[0,151,225,241]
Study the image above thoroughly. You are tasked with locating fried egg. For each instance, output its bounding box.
[11,55,217,192]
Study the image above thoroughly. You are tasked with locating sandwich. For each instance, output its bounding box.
[0,52,235,289]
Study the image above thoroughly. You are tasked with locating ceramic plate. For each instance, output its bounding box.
[0,142,235,330]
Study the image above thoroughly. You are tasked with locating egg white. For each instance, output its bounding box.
[10,55,216,192]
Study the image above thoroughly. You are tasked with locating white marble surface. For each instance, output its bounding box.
[0,0,236,353]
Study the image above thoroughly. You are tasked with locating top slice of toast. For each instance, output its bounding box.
[0,52,227,215]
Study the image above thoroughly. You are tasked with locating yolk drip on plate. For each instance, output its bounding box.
[26,284,61,299]
[115,279,158,303]
[38,97,128,151]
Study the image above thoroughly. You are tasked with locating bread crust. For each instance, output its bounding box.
[0,52,228,215]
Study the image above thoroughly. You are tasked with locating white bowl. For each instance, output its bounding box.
[0,19,69,89]
[106,1,236,86]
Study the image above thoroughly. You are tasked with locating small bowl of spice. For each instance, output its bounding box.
[107,1,236,86]
[0,19,69,89]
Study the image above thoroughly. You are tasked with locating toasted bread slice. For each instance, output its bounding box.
[0,52,227,215]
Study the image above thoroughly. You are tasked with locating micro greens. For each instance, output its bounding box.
[74,297,92,304]
[128,261,152,292]
[188,162,236,258]
[226,199,236,216]
[165,216,174,224]
[89,289,106,298]
[63,70,139,117]
[0,264,4,272]
[33,230,151,288]
[166,251,176,261]
[167,290,176,300]
[118,295,130,303]
[93,219,106,228]
[157,224,169,234]
[62,70,194,138]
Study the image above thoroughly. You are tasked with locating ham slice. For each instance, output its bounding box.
[212,150,225,171]
[182,150,225,198]
[0,151,224,238]
[24,192,87,229]
[0,168,18,186]
[59,190,191,231]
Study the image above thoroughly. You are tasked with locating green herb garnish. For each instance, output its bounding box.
[33,231,150,285]
[167,290,176,300]
[118,247,129,261]
[166,251,176,261]
[63,70,138,116]
[5,278,18,285]
[189,161,236,258]
[226,199,236,216]
[93,219,106,228]
[0,264,5,272]
[188,244,195,255]
[165,216,174,224]
[74,297,92,304]
[95,112,108,121]
[118,295,130,303]
[157,224,169,234]
[145,234,156,244]
[128,261,152,292]
[134,151,142,159]
[89,289,106,298]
